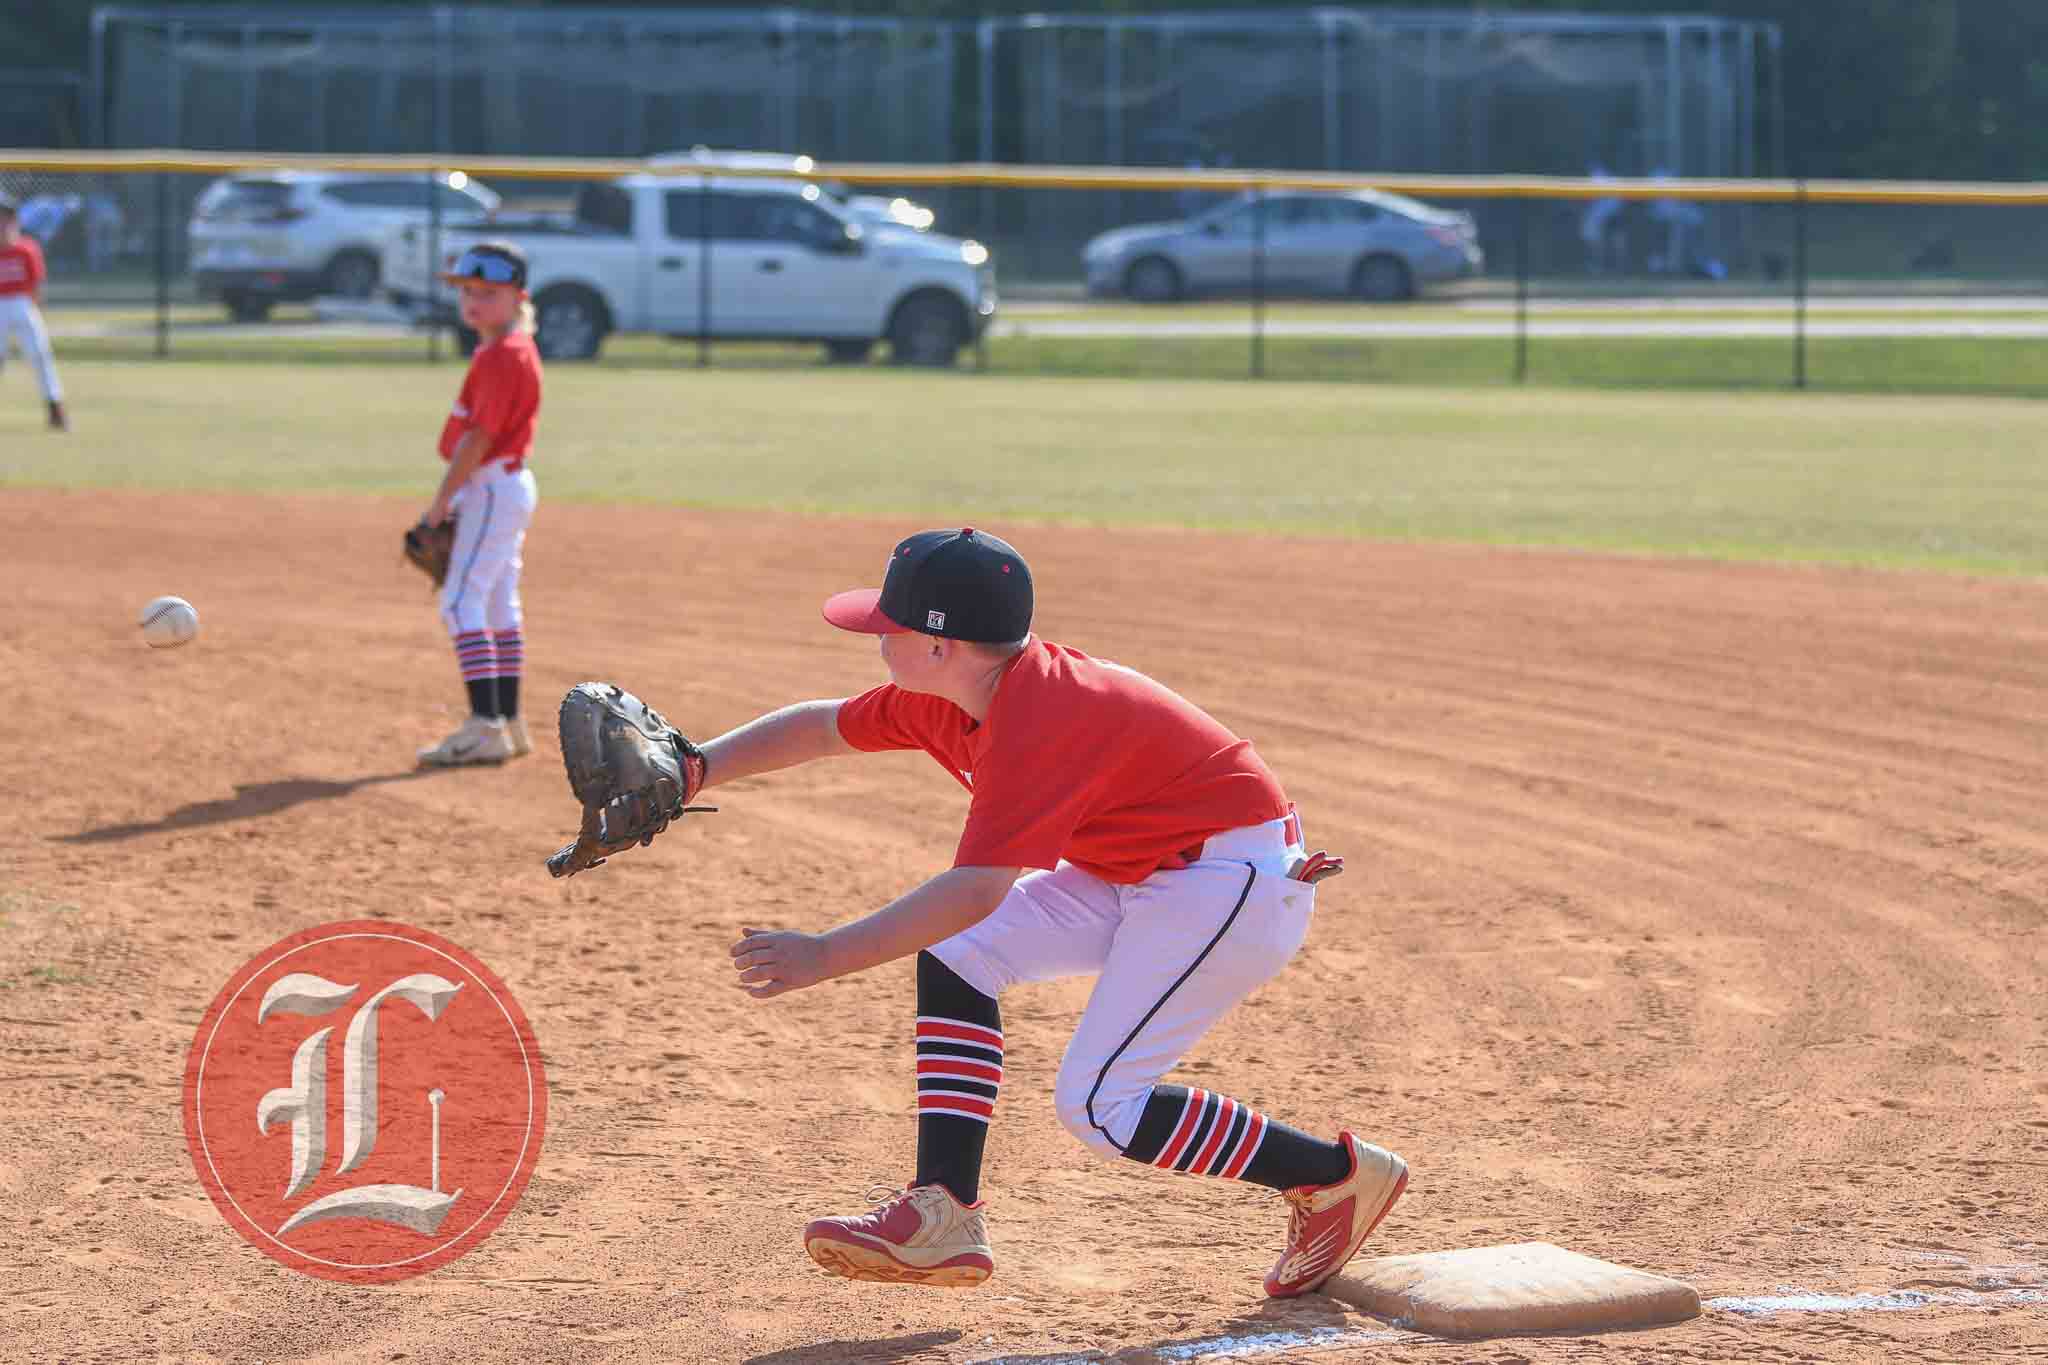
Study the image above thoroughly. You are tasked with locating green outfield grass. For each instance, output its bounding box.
[42,309,2048,398]
[1001,302,2048,325]
[3,359,2042,575]
[988,334,2048,395]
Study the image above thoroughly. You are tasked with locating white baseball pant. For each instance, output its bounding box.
[929,815,1317,1159]
[0,294,63,402]
[438,462,537,638]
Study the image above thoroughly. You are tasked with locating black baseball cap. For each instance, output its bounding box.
[439,240,527,289]
[823,527,1033,643]
[0,195,17,218]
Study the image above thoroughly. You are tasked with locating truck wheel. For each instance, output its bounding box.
[534,287,607,361]
[887,292,966,368]
[224,291,273,323]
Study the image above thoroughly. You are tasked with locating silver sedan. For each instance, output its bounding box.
[1083,190,1483,303]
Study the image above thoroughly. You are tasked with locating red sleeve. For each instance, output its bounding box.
[835,685,971,753]
[463,346,526,437]
[26,240,46,289]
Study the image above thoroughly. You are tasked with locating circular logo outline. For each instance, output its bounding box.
[183,919,548,1282]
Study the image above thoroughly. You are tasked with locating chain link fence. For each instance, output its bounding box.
[8,153,2043,398]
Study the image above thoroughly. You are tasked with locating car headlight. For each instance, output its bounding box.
[961,240,989,267]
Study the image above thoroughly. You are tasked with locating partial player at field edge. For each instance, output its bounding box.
[0,195,68,432]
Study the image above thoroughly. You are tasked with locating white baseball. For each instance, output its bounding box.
[139,595,200,649]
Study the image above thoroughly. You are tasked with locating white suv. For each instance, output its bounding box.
[190,171,499,322]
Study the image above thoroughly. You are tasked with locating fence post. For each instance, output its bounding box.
[697,172,711,368]
[154,172,170,359]
[1793,178,1808,390]
[1514,193,1529,384]
[426,168,441,364]
[1251,187,1266,380]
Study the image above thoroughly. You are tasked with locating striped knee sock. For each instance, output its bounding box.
[490,628,523,718]
[1122,1085,1349,1191]
[454,630,496,716]
[914,951,1002,1205]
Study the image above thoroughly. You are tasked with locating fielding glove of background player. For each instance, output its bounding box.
[547,682,714,878]
[402,516,458,588]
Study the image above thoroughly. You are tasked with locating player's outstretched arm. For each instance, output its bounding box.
[730,864,1022,1000]
[698,699,856,791]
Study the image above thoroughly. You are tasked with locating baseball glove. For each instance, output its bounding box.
[546,682,715,879]
[403,517,458,588]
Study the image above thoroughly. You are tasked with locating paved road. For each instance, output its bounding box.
[995,317,2048,339]
[46,293,2048,343]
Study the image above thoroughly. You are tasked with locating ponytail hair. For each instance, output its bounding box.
[517,297,537,335]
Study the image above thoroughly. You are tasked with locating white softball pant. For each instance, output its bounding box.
[438,462,537,638]
[0,294,63,402]
[929,815,1317,1159]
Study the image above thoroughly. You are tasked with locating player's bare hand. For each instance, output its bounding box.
[422,500,450,529]
[730,927,831,999]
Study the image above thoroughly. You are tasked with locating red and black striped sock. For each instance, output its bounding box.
[490,628,523,719]
[454,630,496,716]
[1122,1085,1349,1191]
[913,951,1002,1206]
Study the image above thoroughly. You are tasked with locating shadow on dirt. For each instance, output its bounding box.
[744,1329,964,1365]
[53,769,446,844]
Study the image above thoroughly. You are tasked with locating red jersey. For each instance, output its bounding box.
[836,638,1289,883]
[0,237,46,297]
[438,331,542,466]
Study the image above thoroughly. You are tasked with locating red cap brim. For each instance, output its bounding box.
[822,588,911,634]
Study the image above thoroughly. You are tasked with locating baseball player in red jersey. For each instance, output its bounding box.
[416,242,543,767]
[711,528,1406,1294]
[0,196,68,432]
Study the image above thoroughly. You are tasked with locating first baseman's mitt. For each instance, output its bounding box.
[546,682,715,879]
[403,517,458,588]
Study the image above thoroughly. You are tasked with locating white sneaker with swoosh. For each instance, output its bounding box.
[1264,1133,1408,1298]
[417,713,515,767]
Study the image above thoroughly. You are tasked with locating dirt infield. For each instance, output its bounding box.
[2,490,2043,1363]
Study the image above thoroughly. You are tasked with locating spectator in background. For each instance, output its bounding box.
[1579,162,1624,274]
[0,195,68,432]
[20,192,125,271]
[1647,166,1705,275]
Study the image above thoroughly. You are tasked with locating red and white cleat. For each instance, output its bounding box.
[1264,1133,1408,1298]
[804,1183,994,1288]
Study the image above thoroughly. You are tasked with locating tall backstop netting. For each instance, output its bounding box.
[982,12,1773,178]
[94,8,959,163]
[92,7,1775,178]
[87,6,1779,278]
[979,11,1777,275]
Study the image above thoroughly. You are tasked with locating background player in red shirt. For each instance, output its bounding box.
[708,528,1407,1295]
[415,243,543,767]
[0,196,68,432]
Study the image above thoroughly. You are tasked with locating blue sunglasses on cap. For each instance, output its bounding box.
[441,247,526,288]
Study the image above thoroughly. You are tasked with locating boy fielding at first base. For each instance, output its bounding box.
[697,527,1408,1293]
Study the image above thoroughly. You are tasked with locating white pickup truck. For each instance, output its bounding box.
[382,168,995,365]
